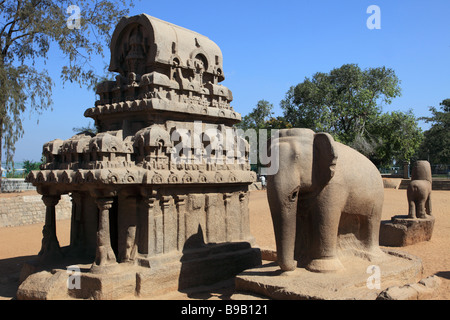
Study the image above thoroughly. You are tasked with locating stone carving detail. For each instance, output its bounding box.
[29,123,253,185]
[88,15,235,121]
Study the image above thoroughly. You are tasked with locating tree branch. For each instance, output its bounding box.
[0,20,16,40]
[1,0,23,56]
[8,31,35,44]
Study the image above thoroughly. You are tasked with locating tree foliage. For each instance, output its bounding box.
[235,100,275,173]
[368,110,423,166]
[281,64,402,146]
[418,99,450,164]
[0,0,135,188]
[277,64,426,165]
[265,116,292,130]
[240,64,424,166]
[73,120,98,135]
[23,158,42,174]
[236,99,274,130]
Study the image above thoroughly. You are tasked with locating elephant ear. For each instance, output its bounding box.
[313,133,338,186]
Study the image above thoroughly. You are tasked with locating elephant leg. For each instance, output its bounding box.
[306,204,344,273]
[416,199,427,219]
[364,203,385,259]
[268,189,298,272]
[408,199,416,218]
[425,193,432,216]
[407,187,417,218]
[275,202,298,272]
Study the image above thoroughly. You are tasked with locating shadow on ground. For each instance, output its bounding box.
[0,255,37,300]
[435,271,450,280]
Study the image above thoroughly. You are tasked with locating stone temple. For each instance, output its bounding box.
[19,14,261,299]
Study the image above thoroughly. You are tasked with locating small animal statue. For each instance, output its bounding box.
[407,161,432,219]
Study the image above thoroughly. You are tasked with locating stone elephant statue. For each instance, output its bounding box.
[267,128,385,273]
[407,161,432,219]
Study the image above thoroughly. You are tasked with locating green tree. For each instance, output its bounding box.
[236,99,274,130]
[73,121,98,135]
[235,100,277,173]
[418,99,450,164]
[23,158,42,174]
[369,110,423,167]
[265,116,292,130]
[0,0,135,191]
[281,64,402,150]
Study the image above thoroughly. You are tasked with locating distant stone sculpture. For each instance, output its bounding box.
[380,160,435,247]
[18,14,261,300]
[266,128,385,273]
[408,160,432,219]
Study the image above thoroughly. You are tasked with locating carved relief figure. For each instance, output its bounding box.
[124,25,146,76]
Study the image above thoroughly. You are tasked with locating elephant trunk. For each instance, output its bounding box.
[278,203,298,271]
[267,138,303,272]
[268,185,298,271]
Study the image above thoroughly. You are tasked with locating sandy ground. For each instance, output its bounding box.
[0,188,448,300]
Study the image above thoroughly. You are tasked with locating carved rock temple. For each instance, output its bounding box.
[18,14,261,300]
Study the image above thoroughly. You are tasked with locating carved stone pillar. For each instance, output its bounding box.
[162,195,177,253]
[239,191,252,240]
[91,197,118,273]
[205,193,225,243]
[224,193,233,242]
[176,195,187,251]
[39,195,63,262]
[70,192,84,251]
[139,189,158,257]
[118,193,138,263]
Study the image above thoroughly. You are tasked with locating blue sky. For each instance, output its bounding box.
[7,0,450,162]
